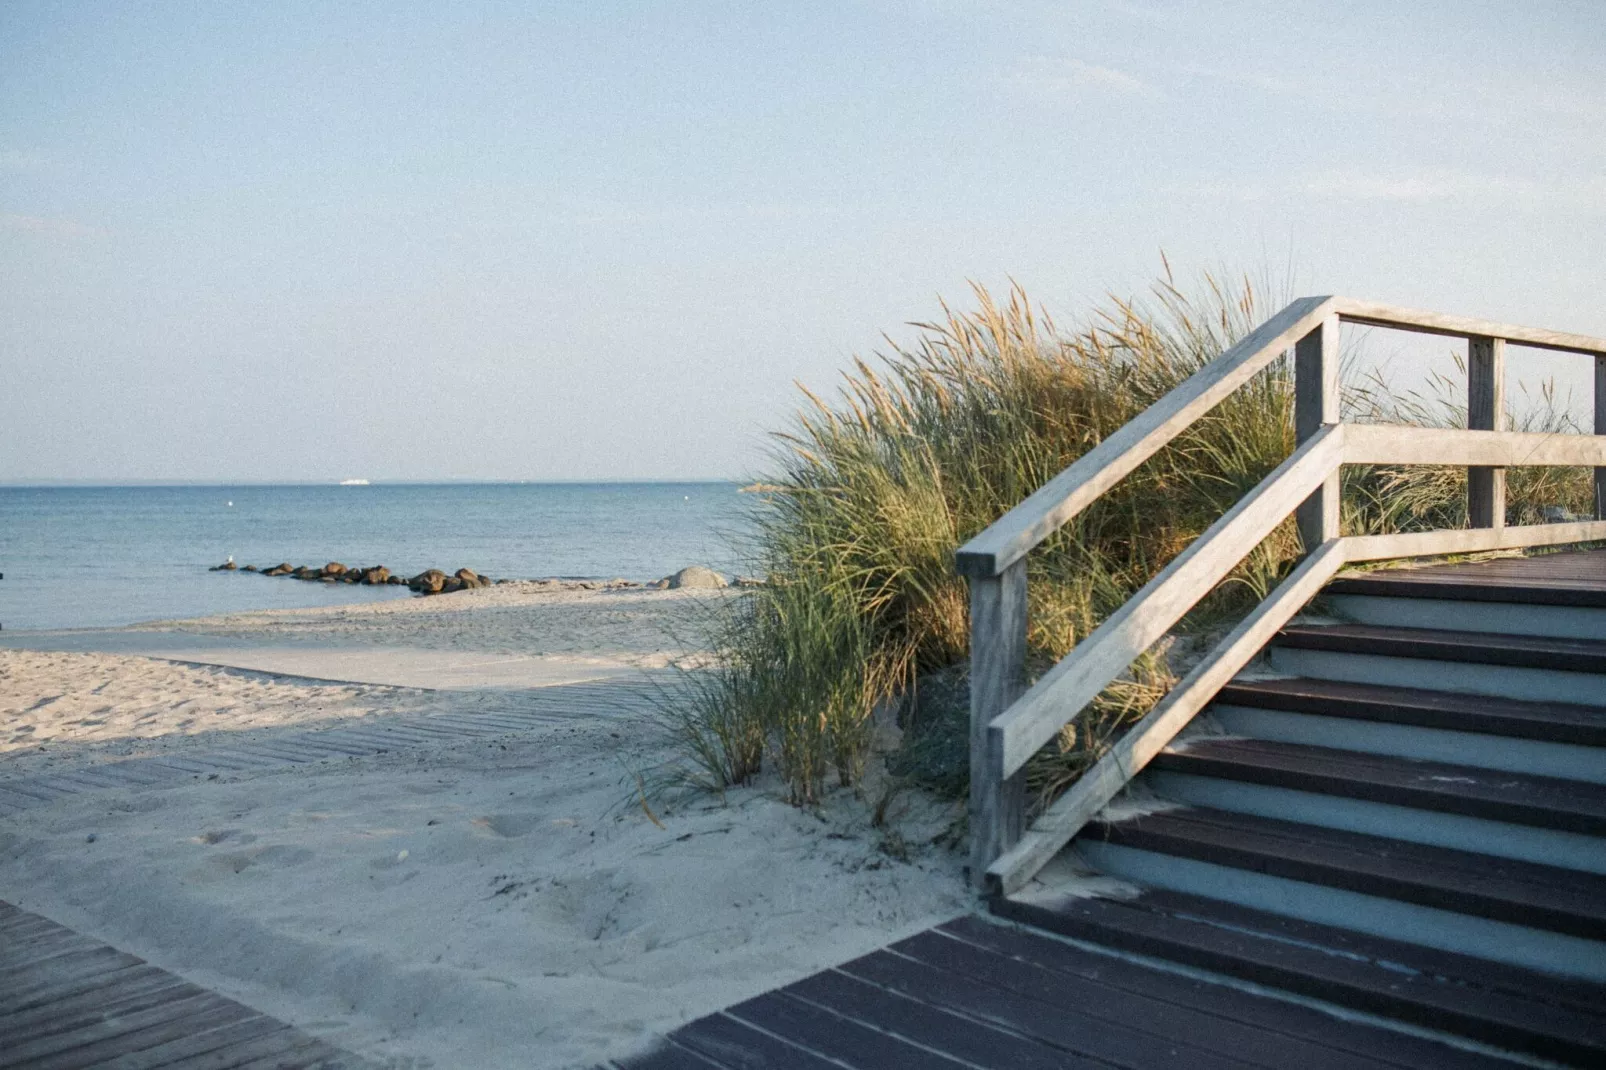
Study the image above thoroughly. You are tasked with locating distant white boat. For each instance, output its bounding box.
[339,479,371,486]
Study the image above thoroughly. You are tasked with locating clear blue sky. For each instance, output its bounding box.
[3,1,1602,482]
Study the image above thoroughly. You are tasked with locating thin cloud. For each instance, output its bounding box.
[0,149,49,173]
[0,212,107,238]
[1007,56,1165,100]
[1174,170,1606,214]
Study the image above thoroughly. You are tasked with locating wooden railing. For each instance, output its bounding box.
[957,298,1606,896]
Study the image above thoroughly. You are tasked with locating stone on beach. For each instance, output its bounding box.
[664,565,727,589]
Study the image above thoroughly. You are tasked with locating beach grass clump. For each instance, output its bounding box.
[670,269,1594,816]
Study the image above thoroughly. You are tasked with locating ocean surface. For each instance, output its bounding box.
[0,483,749,631]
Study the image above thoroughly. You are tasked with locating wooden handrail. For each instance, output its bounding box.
[957,300,1606,580]
[962,295,1606,893]
[988,425,1346,779]
[1344,424,1606,468]
[954,295,1338,579]
[986,539,1350,895]
[1337,300,1606,356]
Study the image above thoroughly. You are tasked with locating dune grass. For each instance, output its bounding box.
[664,270,1595,814]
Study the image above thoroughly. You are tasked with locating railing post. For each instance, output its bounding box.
[1595,354,1605,521]
[968,558,1027,893]
[1468,336,1507,528]
[1295,314,1341,550]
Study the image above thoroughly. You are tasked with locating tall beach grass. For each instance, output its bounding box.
[664,270,1595,816]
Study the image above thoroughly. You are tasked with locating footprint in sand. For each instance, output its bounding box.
[471,813,544,838]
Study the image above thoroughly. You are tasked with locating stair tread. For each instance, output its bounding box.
[1326,553,1606,607]
[1085,804,1606,939]
[1155,736,1606,834]
[1274,623,1606,673]
[994,884,1606,1065]
[1214,677,1606,745]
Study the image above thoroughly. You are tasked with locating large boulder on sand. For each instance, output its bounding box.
[454,567,484,589]
[664,566,727,589]
[361,566,391,585]
[409,569,447,594]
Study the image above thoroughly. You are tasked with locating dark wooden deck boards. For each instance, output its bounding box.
[0,900,364,1070]
[1327,547,1606,605]
[612,916,1524,1070]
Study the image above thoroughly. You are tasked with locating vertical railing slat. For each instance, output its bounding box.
[1469,336,1507,528]
[1295,314,1341,550]
[968,559,1027,891]
[1595,354,1605,521]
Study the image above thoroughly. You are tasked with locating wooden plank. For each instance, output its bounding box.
[1343,423,1606,467]
[991,426,1344,780]
[0,946,144,992]
[1467,336,1507,530]
[1273,623,1606,674]
[956,295,1338,576]
[3,975,203,1047]
[783,968,1095,1070]
[1295,314,1341,551]
[1335,299,1606,356]
[1343,520,1606,561]
[1154,736,1606,834]
[0,963,163,1016]
[837,948,1260,1070]
[1089,806,1606,939]
[968,559,1028,889]
[987,539,1345,894]
[1596,353,1606,521]
[0,972,190,1038]
[672,1012,846,1069]
[105,1022,315,1070]
[725,989,969,1069]
[2,990,241,1066]
[945,916,1524,1070]
[1213,677,1606,745]
[984,894,1599,1068]
[892,929,1408,1070]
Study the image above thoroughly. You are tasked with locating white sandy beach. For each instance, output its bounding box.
[0,583,969,1069]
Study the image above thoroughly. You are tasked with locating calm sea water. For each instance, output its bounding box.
[0,483,748,631]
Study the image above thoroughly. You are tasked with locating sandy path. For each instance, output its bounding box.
[0,584,972,1069]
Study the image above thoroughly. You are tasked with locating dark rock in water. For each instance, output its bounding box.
[665,565,726,589]
[264,563,293,576]
[361,566,391,585]
[440,576,464,593]
[242,565,258,572]
[409,569,447,594]
[209,561,238,572]
[322,562,348,577]
[293,566,321,580]
[386,574,405,585]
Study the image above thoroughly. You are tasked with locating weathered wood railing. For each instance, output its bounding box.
[957,298,1606,895]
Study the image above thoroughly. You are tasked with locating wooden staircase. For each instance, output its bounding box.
[955,300,1606,1065]
[998,551,1606,1065]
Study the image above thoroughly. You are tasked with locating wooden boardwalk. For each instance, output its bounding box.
[613,914,1527,1070]
[0,900,365,1069]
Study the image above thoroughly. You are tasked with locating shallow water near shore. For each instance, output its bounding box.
[0,482,745,630]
